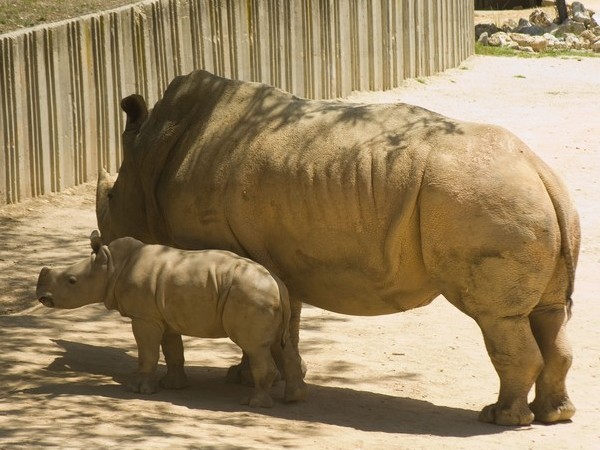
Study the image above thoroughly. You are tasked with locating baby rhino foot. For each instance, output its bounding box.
[530,397,575,423]
[128,374,157,394]
[240,391,274,408]
[284,380,308,403]
[478,402,534,426]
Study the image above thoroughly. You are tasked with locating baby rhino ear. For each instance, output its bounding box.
[90,230,103,254]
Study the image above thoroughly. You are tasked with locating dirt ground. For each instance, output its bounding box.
[1,54,599,448]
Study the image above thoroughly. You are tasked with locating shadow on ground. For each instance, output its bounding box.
[0,315,505,441]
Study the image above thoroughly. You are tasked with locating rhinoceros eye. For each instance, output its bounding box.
[68,276,77,285]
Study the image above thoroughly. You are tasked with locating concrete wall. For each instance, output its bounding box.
[0,0,474,205]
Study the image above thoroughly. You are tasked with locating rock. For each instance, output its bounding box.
[529,9,553,28]
[473,5,599,54]
[580,29,597,42]
[553,20,587,37]
[565,33,583,49]
[514,18,546,36]
[572,2,593,25]
[543,32,560,43]
[510,32,534,46]
[475,23,502,40]
[544,23,560,34]
[531,36,549,51]
[478,32,489,45]
[543,32,560,48]
[553,41,571,51]
[510,33,548,52]
[502,19,518,32]
[572,2,587,15]
[488,32,513,47]
[517,46,535,53]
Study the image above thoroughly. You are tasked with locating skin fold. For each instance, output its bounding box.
[95,70,579,425]
[37,232,307,408]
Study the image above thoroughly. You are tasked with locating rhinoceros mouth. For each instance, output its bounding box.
[38,296,54,307]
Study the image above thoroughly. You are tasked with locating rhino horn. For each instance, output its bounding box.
[96,168,114,242]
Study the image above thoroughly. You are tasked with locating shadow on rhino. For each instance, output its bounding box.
[88,70,579,426]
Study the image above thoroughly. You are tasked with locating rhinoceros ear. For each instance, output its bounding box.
[121,94,148,133]
[90,230,103,254]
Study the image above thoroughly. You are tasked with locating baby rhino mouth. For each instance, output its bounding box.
[38,295,54,307]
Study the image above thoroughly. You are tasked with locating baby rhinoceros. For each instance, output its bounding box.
[36,231,307,408]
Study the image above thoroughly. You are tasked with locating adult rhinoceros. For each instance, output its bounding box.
[96,69,579,426]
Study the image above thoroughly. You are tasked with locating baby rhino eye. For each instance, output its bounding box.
[68,276,77,285]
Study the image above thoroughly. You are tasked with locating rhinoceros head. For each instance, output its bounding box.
[96,95,152,245]
[36,231,110,309]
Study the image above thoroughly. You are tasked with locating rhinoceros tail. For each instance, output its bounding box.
[536,159,580,319]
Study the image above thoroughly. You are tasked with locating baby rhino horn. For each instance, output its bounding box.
[90,230,103,254]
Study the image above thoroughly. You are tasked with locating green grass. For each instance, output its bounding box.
[475,42,599,59]
[0,0,140,34]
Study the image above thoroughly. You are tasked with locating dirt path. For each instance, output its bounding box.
[1,55,599,448]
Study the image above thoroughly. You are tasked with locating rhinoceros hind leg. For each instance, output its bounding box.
[478,402,534,426]
[529,305,575,423]
[239,348,278,408]
[277,341,308,403]
[227,298,307,387]
[476,315,543,426]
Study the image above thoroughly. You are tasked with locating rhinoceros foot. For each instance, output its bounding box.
[128,374,158,394]
[530,397,575,423]
[284,380,308,403]
[240,391,274,408]
[159,367,189,390]
[478,402,534,426]
[227,355,307,386]
[226,361,256,386]
[226,360,283,386]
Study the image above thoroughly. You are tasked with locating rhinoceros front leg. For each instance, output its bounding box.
[129,318,165,394]
[159,330,189,389]
[288,297,307,377]
[226,297,306,385]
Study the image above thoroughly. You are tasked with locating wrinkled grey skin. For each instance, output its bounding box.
[96,70,580,425]
[36,231,307,407]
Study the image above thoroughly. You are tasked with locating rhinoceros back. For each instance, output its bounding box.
[131,71,450,314]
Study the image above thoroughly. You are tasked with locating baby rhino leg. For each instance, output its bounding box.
[159,331,189,389]
[240,346,279,408]
[223,291,280,407]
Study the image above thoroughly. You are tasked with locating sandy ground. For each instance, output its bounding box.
[1,55,599,448]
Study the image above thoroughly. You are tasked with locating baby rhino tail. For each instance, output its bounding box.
[273,275,291,348]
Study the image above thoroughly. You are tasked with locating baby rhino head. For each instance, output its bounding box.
[36,231,110,309]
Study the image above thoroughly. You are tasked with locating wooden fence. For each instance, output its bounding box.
[0,0,474,205]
